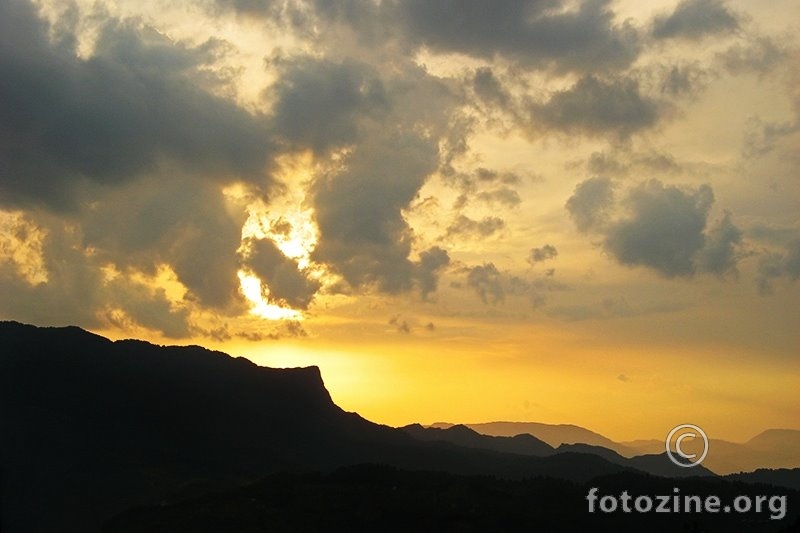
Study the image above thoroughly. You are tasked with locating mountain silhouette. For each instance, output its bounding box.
[2,321,796,532]
[0,321,635,532]
[401,423,555,456]
[433,421,636,455]
[404,426,715,478]
[621,430,800,474]
[435,421,800,475]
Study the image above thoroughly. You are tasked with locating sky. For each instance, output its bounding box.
[1,0,798,443]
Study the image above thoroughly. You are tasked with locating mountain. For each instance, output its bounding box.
[622,431,800,475]
[432,421,636,455]
[2,322,796,532]
[1,321,636,532]
[403,425,715,479]
[401,423,555,457]
[435,422,800,475]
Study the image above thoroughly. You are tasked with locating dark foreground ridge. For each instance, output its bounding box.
[1,322,798,532]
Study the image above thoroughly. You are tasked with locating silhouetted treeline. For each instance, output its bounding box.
[105,464,799,532]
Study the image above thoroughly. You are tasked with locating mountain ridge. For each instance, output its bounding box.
[0,322,637,532]
[2,321,796,532]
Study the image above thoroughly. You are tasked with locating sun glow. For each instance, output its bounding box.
[237,270,303,320]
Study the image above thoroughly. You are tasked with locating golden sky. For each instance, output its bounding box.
[1,0,798,442]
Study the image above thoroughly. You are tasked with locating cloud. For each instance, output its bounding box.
[415,246,450,301]
[243,238,320,309]
[546,295,685,321]
[310,131,440,293]
[718,36,789,77]
[604,180,714,277]
[443,168,524,210]
[473,67,510,107]
[756,240,800,295]
[585,150,682,177]
[742,117,798,159]
[568,178,745,279]
[0,220,191,337]
[652,0,739,41]
[529,245,558,264]
[212,0,641,74]
[466,263,505,305]
[604,180,741,277]
[476,188,522,208]
[695,211,743,276]
[531,75,660,138]
[395,0,640,73]
[81,176,247,310]
[103,282,190,339]
[445,215,505,239]
[586,152,629,177]
[658,63,711,96]
[235,320,309,341]
[566,176,615,232]
[0,0,273,211]
[388,314,411,334]
[268,57,388,154]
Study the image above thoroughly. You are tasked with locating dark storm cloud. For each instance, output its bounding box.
[268,57,388,154]
[310,131,440,294]
[466,263,504,305]
[0,223,104,327]
[445,215,505,239]
[0,0,273,211]
[0,221,191,337]
[568,177,745,279]
[213,0,641,73]
[396,0,640,73]
[473,67,510,106]
[82,176,246,310]
[651,0,739,41]
[529,244,558,263]
[531,75,660,137]
[604,180,714,277]
[565,176,615,232]
[274,54,458,299]
[103,281,191,338]
[695,211,742,276]
[756,240,800,295]
[243,238,320,309]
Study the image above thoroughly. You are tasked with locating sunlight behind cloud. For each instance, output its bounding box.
[237,270,303,320]
[0,210,49,285]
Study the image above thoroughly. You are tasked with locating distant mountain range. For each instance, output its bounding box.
[1,322,798,532]
[402,424,716,478]
[431,422,800,475]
